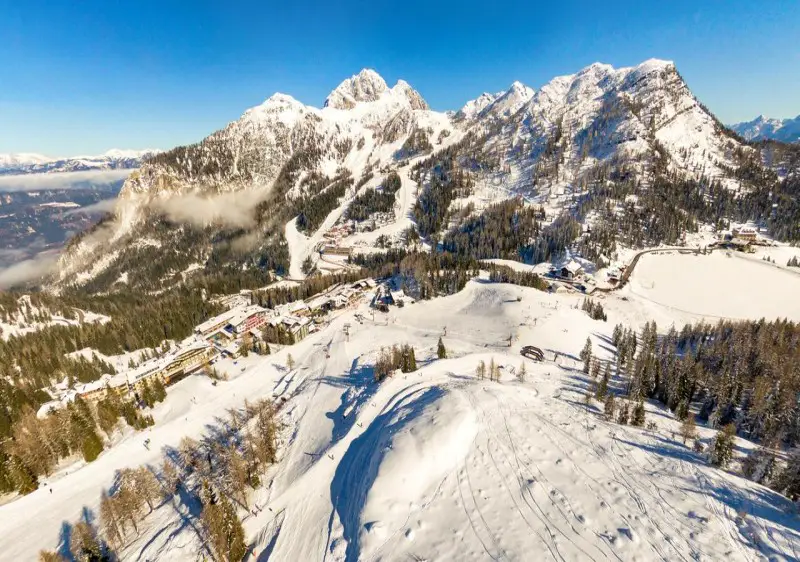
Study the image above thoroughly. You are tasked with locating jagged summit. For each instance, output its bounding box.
[485,80,535,118]
[324,68,389,109]
[731,114,800,143]
[240,92,309,126]
[458,81,533,121]
[458,92,498,120]
[392,79,429,110]
[323,69,428,111]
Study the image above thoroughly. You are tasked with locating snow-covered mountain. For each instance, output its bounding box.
[52,60,792,292]
[456,91,501,120]
[0,152,53,170]
[458,80,535,121]
[730,114,800,143]
[0,149,158,176]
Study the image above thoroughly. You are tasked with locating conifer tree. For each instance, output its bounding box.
[8,454,38,494]
[286,353,295,371]
[81,429,104,463]
[140,380,155,408]
[134,466,162,513]
[612,324,623,347]
[241,333,251,358]
[710,423,736,468]
[70,520,110,562]
[225,444,250,508]
[742,446,777,485]
[116,469,145,535]
[152,377,167,403]
[595,368,609,401]
[437,337,447,359]
[201,481,246,562]
[675,399,689,421]
[488,358,496,382]
[617,401,630,425]
[250,399,277,466]
[407,346,417,371]
[773,449,800,500]
[95,399,120,436]
[99,490,123,549]
[517,362,527,383]
[580,337,592,363]
[161,459,180,496]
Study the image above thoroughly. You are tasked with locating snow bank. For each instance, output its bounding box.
[359,386,478,554]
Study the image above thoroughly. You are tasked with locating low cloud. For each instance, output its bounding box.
[0,251,59,289]
[151,187,272,229]
[0,169,132,192]
[64,198,119,216]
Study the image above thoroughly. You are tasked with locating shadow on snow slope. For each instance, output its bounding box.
[327,384,446,562]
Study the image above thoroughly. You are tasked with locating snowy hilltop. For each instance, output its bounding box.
[5,270,800,561]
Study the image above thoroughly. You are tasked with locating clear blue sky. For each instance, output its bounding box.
[1,0,798,155]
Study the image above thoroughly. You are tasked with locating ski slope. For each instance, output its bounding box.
[2,278,800,561]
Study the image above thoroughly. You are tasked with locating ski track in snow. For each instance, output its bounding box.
[3,280,800,561]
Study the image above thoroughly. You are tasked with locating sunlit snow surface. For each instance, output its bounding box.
[3,261,800,560]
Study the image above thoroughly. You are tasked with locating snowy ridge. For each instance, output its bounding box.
[466,58,746,193]
[53,59,778,289]
[731,114,800,143]
[457,92,499,120]
[55,68,452,284]
[0,149,158,176]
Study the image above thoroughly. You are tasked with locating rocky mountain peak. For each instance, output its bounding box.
[731,113,800,143]
[458,81,534,121]
[324,68,389,109]
[457,92,498,119]
[392,79,429,110]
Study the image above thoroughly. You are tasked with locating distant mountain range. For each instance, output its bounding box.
[730,115,800,143]
[0,149,159,176]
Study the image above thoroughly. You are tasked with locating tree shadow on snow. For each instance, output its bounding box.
[57,521,74,561]
[134,479,208,562]
[321,356,382,445]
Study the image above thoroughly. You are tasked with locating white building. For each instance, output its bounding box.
[227,304,269,334]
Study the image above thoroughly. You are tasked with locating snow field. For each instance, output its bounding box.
[625,250,800,321]
[2,277,800,560]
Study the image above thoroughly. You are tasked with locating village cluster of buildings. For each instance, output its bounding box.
[38,278,379,417]
[38,342,220,417]
[713,226,763,252]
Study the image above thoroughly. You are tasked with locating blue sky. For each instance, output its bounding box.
[1,0,798,155]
